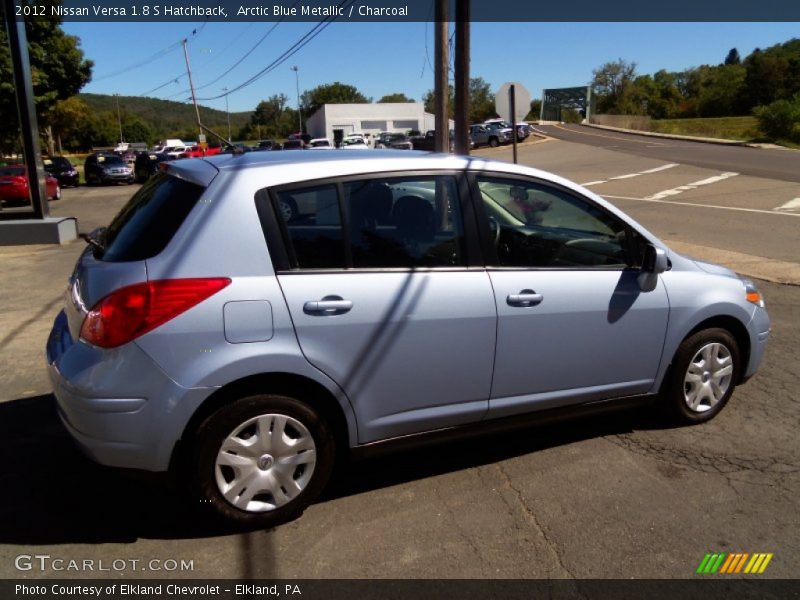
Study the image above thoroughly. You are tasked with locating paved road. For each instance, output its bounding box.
[538,124,800,183]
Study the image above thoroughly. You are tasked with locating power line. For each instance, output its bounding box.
[93,22,207,83]
[196,0,353,102]
[149,4,299,101]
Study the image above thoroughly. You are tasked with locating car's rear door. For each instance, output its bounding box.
[265,172,497,443]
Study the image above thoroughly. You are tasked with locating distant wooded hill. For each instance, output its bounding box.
[78,93,253,141]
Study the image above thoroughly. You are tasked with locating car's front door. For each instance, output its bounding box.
[270,173,497,443]
[473,175,670,418]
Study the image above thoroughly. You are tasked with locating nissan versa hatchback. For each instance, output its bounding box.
[47,151,770,527]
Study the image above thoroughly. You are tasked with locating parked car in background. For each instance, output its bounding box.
[0,164,60,205]
[152,139,185,154]
[84,153,134,185]
[133,152,175,183]
[180,145,223,159]
[485,119,532,141]
[308,138,334,149]
[282,139,306,150]
[47,151,770,529]
[220,144,254,155]
[409,130,475,153]
[161,145,189,158]
[116,149,138,166]
[255,140,277,151]
[470,123,511,148]
[43,156,80,187]
[374,132,414,150]
[340,136,369,150]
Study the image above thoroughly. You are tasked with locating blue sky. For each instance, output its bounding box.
[63,21,800,114]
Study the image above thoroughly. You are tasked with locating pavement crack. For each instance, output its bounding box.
[494,462,580,582]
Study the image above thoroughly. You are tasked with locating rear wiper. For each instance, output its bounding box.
[79,227,106,256]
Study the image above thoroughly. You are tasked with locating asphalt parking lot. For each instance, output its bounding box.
[0,137,798,579]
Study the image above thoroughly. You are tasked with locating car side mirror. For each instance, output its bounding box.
[638,244,667,292]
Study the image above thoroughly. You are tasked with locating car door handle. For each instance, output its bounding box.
[303,298,353,315]
[507,290,543,307]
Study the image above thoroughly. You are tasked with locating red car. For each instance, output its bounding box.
[179,145,222,159]
[0,164,61,206]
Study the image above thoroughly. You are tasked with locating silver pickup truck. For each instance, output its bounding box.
[470,123,514,148]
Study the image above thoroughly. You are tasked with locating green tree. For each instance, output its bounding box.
[378,93,415,103]
[250,94,290,137]
[301,82,370,119]
[122,117,153,145]
[591,59,638,113]
[526,99,542,121]
[754,93,800,143]
[724,48,741,65]
[48,96,88,153]
[0,1,93,153]
[422,77,497,123]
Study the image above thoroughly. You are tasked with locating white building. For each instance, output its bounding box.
[305,103,454,142]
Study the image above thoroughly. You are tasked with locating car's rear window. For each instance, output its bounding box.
[101,173,205,262]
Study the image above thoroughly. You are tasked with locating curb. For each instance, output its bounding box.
[583,123,753,147]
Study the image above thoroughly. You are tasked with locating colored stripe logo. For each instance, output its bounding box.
[696,552,773,574]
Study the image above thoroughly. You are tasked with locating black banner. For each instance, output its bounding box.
[4,579,800,600]
[8,0,800,22]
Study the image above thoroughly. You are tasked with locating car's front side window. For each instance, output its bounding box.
[477,176,633,269]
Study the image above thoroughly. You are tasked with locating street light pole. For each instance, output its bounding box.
[222,87,231,142]
[115,93,123,144]
[291,65,302,135]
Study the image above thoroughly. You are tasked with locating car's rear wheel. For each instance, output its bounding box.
[192,394,335,527]
[489,137,499,148]
[662,328,740,424]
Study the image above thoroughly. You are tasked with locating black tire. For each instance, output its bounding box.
[488,137,499,148]
[191,394,335,528]
[661,328,741,425]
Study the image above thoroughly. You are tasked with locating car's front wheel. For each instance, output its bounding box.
[488,137,499,148]
[192,394,335,528]
[662,328,741,424]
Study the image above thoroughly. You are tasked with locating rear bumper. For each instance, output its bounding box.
[46,310,215,472]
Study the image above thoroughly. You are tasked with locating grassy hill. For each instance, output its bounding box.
[79,93,252,140]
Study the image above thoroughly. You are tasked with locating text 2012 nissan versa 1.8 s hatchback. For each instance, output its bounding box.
[47,151,770,527]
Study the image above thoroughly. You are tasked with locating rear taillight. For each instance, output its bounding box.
[80,278,231,348]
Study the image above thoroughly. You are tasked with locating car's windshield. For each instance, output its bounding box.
[342,138,363,146]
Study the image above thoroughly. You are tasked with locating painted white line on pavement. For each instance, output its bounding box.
[644,172,739,200]
[602,194,800,217]
[639,163,679,174]
[581,163,679,186]
[774,198,800,212]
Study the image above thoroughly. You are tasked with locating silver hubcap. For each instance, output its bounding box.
[683,342,734,412]
[215,414,317,513]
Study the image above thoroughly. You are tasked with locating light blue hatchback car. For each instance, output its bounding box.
[47,150,770,527]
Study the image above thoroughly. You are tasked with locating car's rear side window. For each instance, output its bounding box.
[102,173,205,262]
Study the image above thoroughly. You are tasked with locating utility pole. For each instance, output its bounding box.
[182,38,202,137]
[454,0,470,155]
[222,87,231,142]
[114,93,123,144]
[291,66,302,135]
[433,0,448,153]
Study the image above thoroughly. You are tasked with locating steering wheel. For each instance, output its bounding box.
[488,216,501,245]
